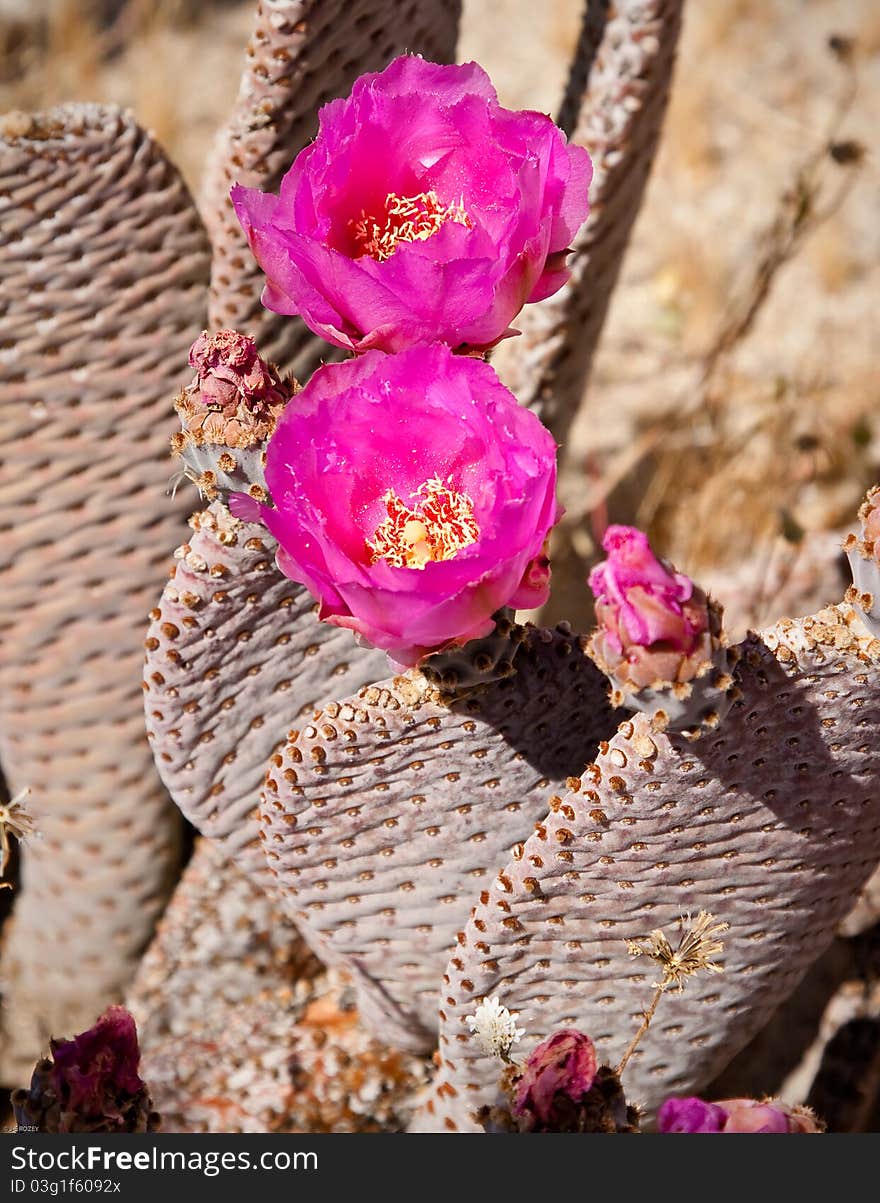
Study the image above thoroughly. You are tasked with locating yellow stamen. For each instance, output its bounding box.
[367,477,479,570]
[350,190,472,262]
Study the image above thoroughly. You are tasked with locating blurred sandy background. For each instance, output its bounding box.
[2,0,878,629]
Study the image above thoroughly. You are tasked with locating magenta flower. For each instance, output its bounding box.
[589,525,702,652]
[231,55,591,354]
[657,1096,726,1133]
[230,344,558,666]
[513,1030,598,1129]
[658,1095,822,1134]
[51,1006,145,1120]
[588,525,717,689]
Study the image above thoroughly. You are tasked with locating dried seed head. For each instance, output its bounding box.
[626,910,728,992]
[0,786,37,879]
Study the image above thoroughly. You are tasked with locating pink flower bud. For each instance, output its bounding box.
[586,526,736,731]
[513,1029,598,1128]
[588,526,721,688]
[589,526,707,653]
[658,1094,823,1134]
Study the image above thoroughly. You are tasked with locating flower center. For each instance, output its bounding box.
[367,477,479,569]
[349,190,472,262]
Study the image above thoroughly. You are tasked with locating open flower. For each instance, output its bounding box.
[230,344,558,666]
[587,525,719,690]
[231,55,591,354]
[658,1095,823,1134]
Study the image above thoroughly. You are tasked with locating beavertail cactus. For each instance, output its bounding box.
[202,0,463,377]
[0,104,209,1078]
[417,603,880,1129]
[8,0,878,1140]
[12,1006,158,1134]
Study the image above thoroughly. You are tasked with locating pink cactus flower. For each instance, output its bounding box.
[658,1095,823,1134]
[587,525,718,689]
[657,1096,726,1133]
[231,55,591,354]
[188,329,285,419]
[513,1030,598,1128]
[589,525,704,653]
[50,1006,147,1127]
[230,343,558,667]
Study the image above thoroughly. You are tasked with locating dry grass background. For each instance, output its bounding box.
[2,0,878,629]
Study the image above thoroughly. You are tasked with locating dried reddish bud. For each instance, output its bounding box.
[513,1029,598,1126]
[12,1006,158,1133]
[188,329,285,421]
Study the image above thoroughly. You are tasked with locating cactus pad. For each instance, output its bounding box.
[416,604,880,1129]
[0,103,209,1079]
[130,838,428,1132]
[261,626,618,1052]
[143,500,386,883]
